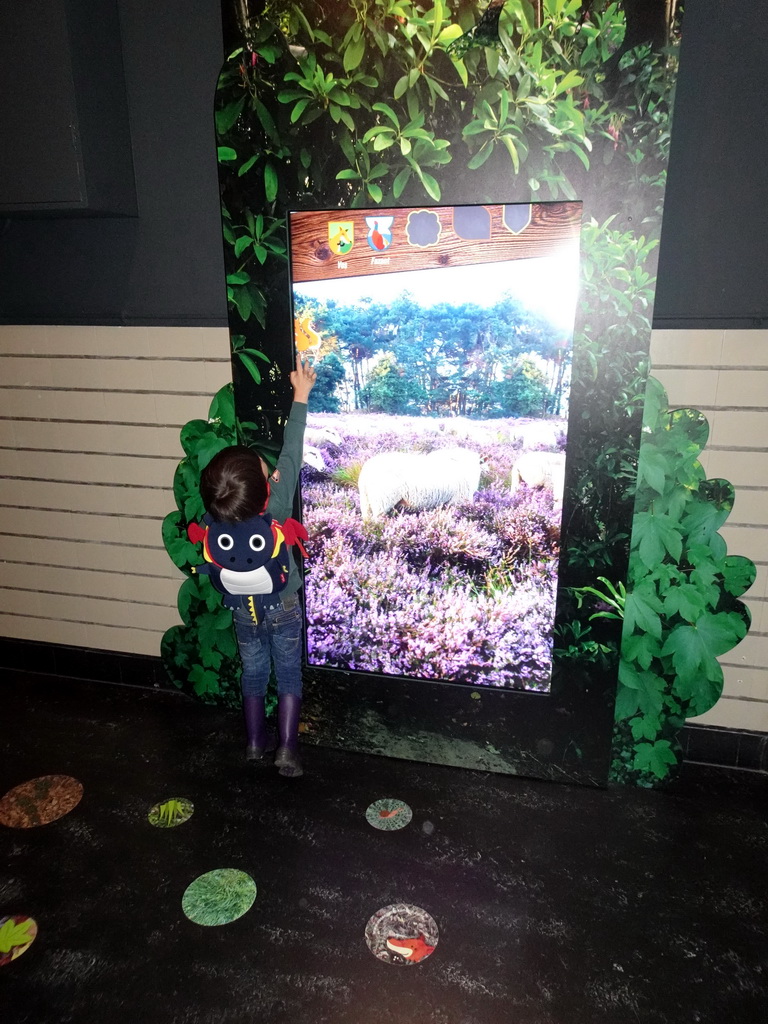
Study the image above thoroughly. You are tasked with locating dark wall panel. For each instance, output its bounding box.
[0,0,765,327]
[0,0,227,326]
[654,0,768,327]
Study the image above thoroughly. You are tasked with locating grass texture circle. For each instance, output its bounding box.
[182,869,257,927]
[365,903,438,965]
[365,798,413,831]
[0,775,83,828]
[0,916,38,966]
[148,798,194,828]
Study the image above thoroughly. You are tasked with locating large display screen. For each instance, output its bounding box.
[288,202,580,691]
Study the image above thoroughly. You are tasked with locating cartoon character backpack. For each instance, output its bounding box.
[187,512,308,614]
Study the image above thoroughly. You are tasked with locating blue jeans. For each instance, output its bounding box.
[232,594,304,698]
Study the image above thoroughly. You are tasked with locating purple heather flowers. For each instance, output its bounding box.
[301,413,564,691]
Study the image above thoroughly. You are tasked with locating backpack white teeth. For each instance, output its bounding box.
[219,566,274,595]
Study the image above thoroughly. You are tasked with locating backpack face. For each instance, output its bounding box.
[203,513,276,572]
[187,513,307,602]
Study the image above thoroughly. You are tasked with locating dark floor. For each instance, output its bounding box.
[1,671,767,1024]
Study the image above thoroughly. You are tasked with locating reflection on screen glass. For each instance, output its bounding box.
[289,202,581,691]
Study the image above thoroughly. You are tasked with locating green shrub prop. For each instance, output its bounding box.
[161,385,243,707]
[611,378,754,784]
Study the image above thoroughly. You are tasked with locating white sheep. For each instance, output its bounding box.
[443,416,496,446]
[358,447,482,521]
[302,443,326,471]
[305,424,342,447]
[510,451,566,504]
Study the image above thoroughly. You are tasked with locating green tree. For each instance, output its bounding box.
[361,355,424,413]
[310,352,346,412]
[495,356,550,416]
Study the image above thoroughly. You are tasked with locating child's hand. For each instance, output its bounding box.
[290,353,317,403]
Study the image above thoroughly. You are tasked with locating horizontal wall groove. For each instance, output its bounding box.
[714,695,768,704]
[706,446,768,453]
[0,386,213,397]
[0,447,177,461]
[0,585,173,608]
[652,317,768,325]
[653,365,768,372]
[0,556,174,575]
[0,416,189,428]
[0,504,166,521]
[673,406,768,413]
[0,317,229,328]
[0,609,162,633]
[1,475,170,491]
[0,354,229,363]
[0,533,165,550]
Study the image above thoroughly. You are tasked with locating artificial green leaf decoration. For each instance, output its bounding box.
[162,511,199,573]
[633,510,684,568]
[0,917,36,955]
[609,377,754,787]
[661,582,707,622]
[623,584,663,639]
[722,555,756,597]
[632,739,678,779]
[161,385,258,708]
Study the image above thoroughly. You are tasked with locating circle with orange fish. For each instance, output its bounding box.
[365,798,413,831]
[365,904,438,965]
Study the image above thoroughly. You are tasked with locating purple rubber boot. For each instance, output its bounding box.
[274,694,303,777]
[243,696,275,761]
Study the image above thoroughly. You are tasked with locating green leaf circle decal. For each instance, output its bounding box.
[148,798,194,828]
[182,869,256,927]
[0,916,38,966]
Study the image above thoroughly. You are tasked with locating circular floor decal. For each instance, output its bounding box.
[0,775,83,828]
[365,799,413,831]
[148,798,194,828]
[365,904,438,965]
[0,916,38,966]
[182,869,257,927]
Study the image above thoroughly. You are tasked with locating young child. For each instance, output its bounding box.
[199,354,316,777]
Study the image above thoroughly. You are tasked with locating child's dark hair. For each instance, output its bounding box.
[199,446,269,522]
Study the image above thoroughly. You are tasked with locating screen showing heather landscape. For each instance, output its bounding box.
[288,202,581,691]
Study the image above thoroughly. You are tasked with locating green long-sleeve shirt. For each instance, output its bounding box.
[266,401,307,599]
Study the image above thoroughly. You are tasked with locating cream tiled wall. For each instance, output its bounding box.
[650,329,768,732]
[0,324,765,733]
[0,324,232,656]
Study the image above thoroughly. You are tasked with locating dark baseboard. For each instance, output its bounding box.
[681,721,768,773]
[1,638,766,773]
[0,636,171,693]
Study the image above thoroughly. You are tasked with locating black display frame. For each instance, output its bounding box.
[216,3,680,787]
[255,195,624,788]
